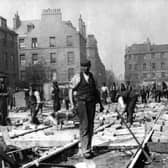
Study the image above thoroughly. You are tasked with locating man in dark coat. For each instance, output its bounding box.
[69,60,104,159]
[52,81,61,114]
[0,80,8,126]
[29,86,40,125]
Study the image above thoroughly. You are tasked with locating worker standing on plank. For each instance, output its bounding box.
[69,59,104,159]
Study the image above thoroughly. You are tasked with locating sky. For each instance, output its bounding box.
[1,0,168,79]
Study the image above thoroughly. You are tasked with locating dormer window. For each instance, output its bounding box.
[27,23,34,32]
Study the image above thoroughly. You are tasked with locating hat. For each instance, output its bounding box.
[80,60,91,67]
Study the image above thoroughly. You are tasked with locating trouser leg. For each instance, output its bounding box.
[127,100,136,125]
[77,101,95,154]
[31,105,39,124]
[86,101,95,151]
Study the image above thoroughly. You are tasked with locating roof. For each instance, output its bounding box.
[126,43,168,54]
[0,26,17,35]
[15,20,40,35]
[15,19,78,37]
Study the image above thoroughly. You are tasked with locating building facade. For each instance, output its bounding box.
[13,9,87,84]
[87,34,106,88]
[0,16,18,87]
[125,39,168,85]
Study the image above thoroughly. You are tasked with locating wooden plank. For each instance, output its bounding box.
[147,142,168,153]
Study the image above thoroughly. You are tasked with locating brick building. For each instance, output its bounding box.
[13,9,87,83]
[125,39,168,85]
[0,16,18,87]
[87,34,106,88]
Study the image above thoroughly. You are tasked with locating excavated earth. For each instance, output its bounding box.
[5,95,168,168]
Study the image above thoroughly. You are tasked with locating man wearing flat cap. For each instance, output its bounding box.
[69,59,104,159]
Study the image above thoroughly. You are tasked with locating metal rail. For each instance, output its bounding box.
[127,108,163,168]
[20,121,115,168]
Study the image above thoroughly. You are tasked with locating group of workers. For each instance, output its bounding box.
[0,58,168,167]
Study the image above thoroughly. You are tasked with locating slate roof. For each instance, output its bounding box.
[127,43,168,54]
[15,20,40,36]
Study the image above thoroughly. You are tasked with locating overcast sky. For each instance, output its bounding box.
[0,0,168,78]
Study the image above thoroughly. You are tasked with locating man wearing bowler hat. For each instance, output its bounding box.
[69,59,104,159]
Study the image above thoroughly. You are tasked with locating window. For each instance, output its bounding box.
[68,68,74,81]
[20,71,25,81]
[49,36,56,47]
[143,73,147,78]
[19,38,25,48]
[152,63,156,70]
[144,54,148,60]
[134,64,138,70]
[51,70,57,80]
[27,24,34,32]
[161,72,165,78]
[151,53,155,59]
[143,63,146,70]
[66,35,73,47]
[50,53,56,63]
[31,38,38,48]
[5,52,8,69]
[160,52,165,59]
[128,55,131,60]
[161,62,165,69]
[11,55,14,64]
[128,64,132,70]
[20,54,26,65]
[32,53,38,64]
[67,52,75,65]
[151,73,155,78]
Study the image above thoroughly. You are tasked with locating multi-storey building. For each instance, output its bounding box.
[13,9,87,83]
[0,16,18,87]
[87,34,106,88]
[125,39,168,85]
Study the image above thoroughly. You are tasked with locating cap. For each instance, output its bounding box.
[80,60,91,67]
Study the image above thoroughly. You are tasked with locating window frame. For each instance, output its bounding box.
[67,51,75,65]
[49,36,56,48]
[50,52,56,64]
[32,53,38,64]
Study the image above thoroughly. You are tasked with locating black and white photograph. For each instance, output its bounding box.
[0,0,168,167]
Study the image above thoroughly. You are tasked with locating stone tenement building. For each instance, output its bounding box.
[0,17,18,87]
[87,34,106,88]
[125,39,168,85]
[13,9,87,83]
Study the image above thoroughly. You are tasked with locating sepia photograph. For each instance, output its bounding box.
[0,0,168,167]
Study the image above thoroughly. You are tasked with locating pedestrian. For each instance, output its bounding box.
[51,81,61,117]
[140,85,147,104]
[110,82,117,103]
[39,87,44,114]
[29,86,40,125]
[0,79,8,126]
[8,87,14,110]
[155,84,161,103]
[63,85,70,110]
[69,59,104,159]
[101,82,109,105]
[116,83,138,127]
[24,88,30,111]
